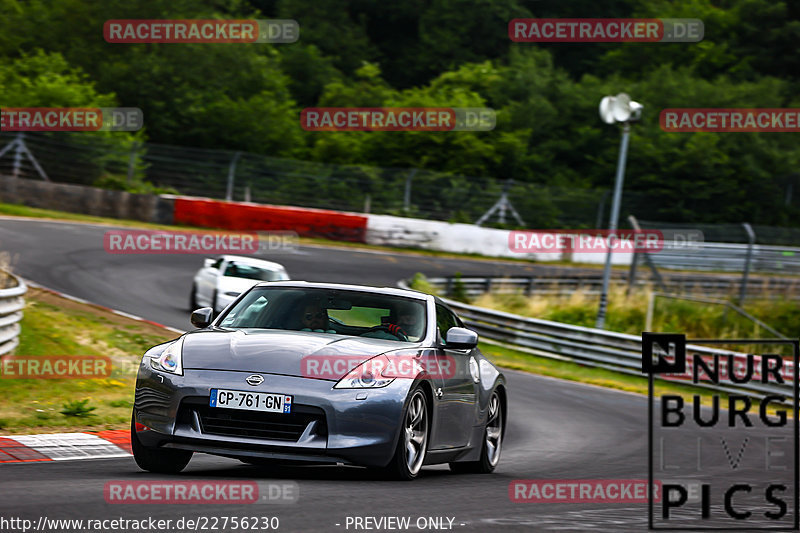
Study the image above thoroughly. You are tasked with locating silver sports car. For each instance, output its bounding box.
[132,281,506,480]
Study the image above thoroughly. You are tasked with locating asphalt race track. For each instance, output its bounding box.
[0,218,795,532]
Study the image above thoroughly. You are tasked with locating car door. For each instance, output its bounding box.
[429,303,478,449]
[197,257,224,306]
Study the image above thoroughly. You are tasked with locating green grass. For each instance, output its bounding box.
[466,285,798,354]
[0,289,176,433]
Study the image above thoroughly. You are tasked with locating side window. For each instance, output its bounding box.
[435,304,458,342]
[211,258,224,270]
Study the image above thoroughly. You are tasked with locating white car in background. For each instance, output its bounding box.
[190,255,290,313]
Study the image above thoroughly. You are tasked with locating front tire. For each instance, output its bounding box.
[449,390,503,474]
[131,417,192,474]
[189,284,199,310]
[383,386,429,480]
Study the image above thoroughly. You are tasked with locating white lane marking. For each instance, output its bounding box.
[22,279,186,334]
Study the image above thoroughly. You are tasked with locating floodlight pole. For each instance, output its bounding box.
[595,122,630,329]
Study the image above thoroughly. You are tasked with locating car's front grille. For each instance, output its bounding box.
[181,401,327,442]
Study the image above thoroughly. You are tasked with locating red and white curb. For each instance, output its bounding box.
[0,431,131,463]
[0,281,175,464]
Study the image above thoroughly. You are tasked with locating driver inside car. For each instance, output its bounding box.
[300,302,337,333]
[360,303,421,341]
[383,304,422,340]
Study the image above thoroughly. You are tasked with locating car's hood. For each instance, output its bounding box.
[215,276,260,294]
[181,328,416,380]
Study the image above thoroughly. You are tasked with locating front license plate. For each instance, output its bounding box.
[209,389,292,414]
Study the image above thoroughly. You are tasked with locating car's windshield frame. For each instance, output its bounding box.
[215,285,428,343]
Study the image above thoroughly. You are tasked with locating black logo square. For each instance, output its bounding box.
[642,332,686,374]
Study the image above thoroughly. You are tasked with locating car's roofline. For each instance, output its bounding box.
[248,280,432,301]
[218,255,286,270]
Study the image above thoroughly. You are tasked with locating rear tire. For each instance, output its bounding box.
[382,386,429,481]
[449,390,503,474]
[131,417,192,474]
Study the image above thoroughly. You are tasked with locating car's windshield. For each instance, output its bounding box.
[223,263,287,281]
[218,287,426,342]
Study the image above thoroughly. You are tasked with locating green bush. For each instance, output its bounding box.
[60,399,97,418]
[93,174,179,196]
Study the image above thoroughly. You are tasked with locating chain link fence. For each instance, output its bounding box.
[0,132,650,228]
[2,132,800,241]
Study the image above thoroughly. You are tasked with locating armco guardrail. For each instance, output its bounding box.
[651,241,800,274]
[425,275,800,300]
[399,280,795,401]
[0,270,26,357]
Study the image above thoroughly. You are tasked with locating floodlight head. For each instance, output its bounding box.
[599,93,643,124]
[599,96,616,124]
[612,93,631,122]
[628,100,644,121]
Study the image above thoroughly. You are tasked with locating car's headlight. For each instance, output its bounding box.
[224,291,240,297]
[333,355,396,389]
[150,337,184,375]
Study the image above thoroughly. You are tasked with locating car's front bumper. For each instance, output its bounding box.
[133,361,412,467]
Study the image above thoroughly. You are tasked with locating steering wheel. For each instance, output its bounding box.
[362,324,409,341]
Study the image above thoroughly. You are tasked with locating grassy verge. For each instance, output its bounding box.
[0,288,177,434]
[467,285,799,352]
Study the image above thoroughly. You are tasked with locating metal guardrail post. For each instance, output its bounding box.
[0,270,27,357]
[739,222,756,306]
[627,250,640,296]
[526,277,535,297]
[403,169,417,213]
[628,215,667,292]
[225,151,242,202]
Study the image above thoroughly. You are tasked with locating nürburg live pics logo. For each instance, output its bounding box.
[643,332,799,530]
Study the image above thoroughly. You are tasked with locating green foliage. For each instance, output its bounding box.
[93,174,178,195]
[407,272,440,296]
[0,0,798,226]
[60,399,97,418]
[449,272,470,303]
[475,288,800,342]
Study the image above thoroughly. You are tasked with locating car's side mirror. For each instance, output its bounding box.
[203,258,214,268]
[445,327,478,349]
[191,307,214,328]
